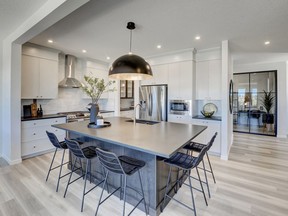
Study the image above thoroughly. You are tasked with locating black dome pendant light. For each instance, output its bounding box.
[108,22,153,80]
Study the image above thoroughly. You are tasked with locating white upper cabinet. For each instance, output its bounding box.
[141,64,169,85]
[142,61,193,100]
[168,61,193,100]
[84,62,110,99]
[195,59,221,100]
[21,54,58,99]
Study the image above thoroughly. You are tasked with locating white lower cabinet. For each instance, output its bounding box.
[191,119,221,156]
[21,117,66,158]
[168,114,193,124]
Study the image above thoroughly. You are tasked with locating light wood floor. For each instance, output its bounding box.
[0,133,288,216]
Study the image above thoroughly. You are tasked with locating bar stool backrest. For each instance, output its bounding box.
[207,132,217,150]
[95,148,125,175]
[65,138,86,159]
[46,131,62,148]
[192,145,208,168]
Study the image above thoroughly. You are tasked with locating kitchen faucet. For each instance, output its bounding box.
[134,103,142,125]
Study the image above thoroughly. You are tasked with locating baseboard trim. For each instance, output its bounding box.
[277,134,287,138]
[2,154,22,165]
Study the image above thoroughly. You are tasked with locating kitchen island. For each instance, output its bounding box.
[53,117,206,216]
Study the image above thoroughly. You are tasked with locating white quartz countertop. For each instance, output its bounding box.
[52,117,207,158]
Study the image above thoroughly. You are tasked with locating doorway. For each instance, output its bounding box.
[233,71,277,136]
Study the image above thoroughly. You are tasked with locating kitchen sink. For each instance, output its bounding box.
[125,119,160,125]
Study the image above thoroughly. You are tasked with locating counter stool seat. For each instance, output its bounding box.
[119,155,146,175]
[95,148,148,216]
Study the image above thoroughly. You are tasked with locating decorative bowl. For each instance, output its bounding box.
[201,110,215,118]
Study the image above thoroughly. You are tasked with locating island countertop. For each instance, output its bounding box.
[52,117,206,158]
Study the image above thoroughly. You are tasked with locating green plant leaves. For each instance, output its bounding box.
[261,90,275,114]
[81,75,116,104]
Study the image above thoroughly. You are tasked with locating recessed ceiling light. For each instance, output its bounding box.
[82,49,87,53]
[106,56,110,60]
[157,45,162,49]
[195,36,201,40]
[48,39,53,43]
[264,41,270,45]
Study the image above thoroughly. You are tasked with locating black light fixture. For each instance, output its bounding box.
[108,22,153,80]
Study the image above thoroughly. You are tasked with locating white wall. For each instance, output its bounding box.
[234,61,287,138]
[0,42,2,157]
[1,0,89,164]
[221,40,233,160]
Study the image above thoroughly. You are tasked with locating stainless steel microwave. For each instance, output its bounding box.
[169,100,192,115]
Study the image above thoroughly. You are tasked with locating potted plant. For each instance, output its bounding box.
[81,75,115,124]
[261,90,275,124]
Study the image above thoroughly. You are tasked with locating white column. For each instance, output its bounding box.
[221,40,233,160]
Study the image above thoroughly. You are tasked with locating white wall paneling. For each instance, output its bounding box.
[0,42,2,156]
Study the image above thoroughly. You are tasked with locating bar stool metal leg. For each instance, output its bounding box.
[64,157,78,198]
[206,153,216,183]
[56,149,66,192]
[188,170,197,216]
[122,175,127,216]
[95,170,109,216]
[46,148,58,182]
[81,159,89,212]
[161,166,172,212]
[196,167,208,206]
[202,160,211,198]
[138,170,148,215]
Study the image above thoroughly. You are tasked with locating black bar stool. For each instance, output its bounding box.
[183,132,218,198]
[161,146,209,216]
[95,148,148,216]
[46,131,71,192]
[64,138,104,212]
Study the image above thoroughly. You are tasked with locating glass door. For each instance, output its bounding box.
[233,71,277,136]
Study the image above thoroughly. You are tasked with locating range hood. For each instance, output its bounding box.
[58,55,82,88]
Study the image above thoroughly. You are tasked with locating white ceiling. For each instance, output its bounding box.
[4,0,288,64]
[0,0,48,41]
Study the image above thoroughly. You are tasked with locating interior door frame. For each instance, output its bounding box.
[233,70,277,136]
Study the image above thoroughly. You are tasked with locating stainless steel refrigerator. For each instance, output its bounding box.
[139,84,168,121]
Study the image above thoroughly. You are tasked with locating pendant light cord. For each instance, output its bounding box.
[129,29,133,53]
